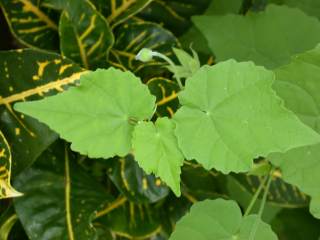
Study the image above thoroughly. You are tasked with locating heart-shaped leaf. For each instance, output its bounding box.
[173,60,320,173]
[14,68,156,158]
[270,44,320,218]
[193,5,320,69]
[169,199,277,240]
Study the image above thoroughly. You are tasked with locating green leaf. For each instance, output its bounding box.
[166,47,201,79]
[0,131,22,199]
[138,0,211,35]
[0,0,59,50]
[269,44,320,218]
[106,155,170,203]
[147,77,179,118]
[132,117,184,196]
[59,0,114,69]
[179,0,242,56]
[109,18,180,81]
[13,141,113,240]
[169,199,277,240]
[269,0,320,19]
[14,68,156,159]
[0,49,82,174]
[173,60,320,173]
[193,5,320,69]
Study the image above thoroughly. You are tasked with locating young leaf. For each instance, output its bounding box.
[14,68,156,159]
[166,47,201,79]
[132,117,184,196]
[173,60,320,173]
[169,199,277,240]
[269,44,320,218]
[193,5,320,69]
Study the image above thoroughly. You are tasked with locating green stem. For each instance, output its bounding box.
[244,173,269,217]
[153,52,184,90]
[249,169,274,240]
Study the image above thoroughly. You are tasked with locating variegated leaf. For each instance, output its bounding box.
[13,141,113,240]
[96,200,163,239]
[59,0,114,69]
[104,0,152,27]
[234,173,309,208]
[0,49,83,174]
[138,0,211,35]
[109,18,179,81]
[106,155,169,204]
[147,77,179,117]
[0,130,22,199]
[0,0,59,50]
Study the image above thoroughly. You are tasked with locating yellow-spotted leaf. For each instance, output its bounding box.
[59,0,114,69]
[109,18,179,80]
[105,0,152,27]
[0,49,83,174]
[147,77,179,117]
[138,0,211,35]
[0,0,59,50]
[234,173,309,208]
[173,60,320,173]
[106,155,169,204]
[0,130,22,199]
[13,141,113,240]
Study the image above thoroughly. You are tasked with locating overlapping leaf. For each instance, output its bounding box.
[147,77,180,117]
[96,201,163,239]
[106,155,169,203]
[109,18,179,80]
[269,45,320,218]
[234,173,309,207]
[193,5,320,69]
[104,0,152,27]
[0,131,22,199]
[170,199,277,240]
[180,0,242,55]
[0,49,82,174]
[173,60,320,173]
[132,117,184,196]
[269,0,320,19]
[13,141,113,240]
[14,68,156,158]
[138,0,211,35]
[0,0,59,50]
[59,0,114,69]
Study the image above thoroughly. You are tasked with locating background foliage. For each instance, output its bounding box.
[1,0,320,239]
